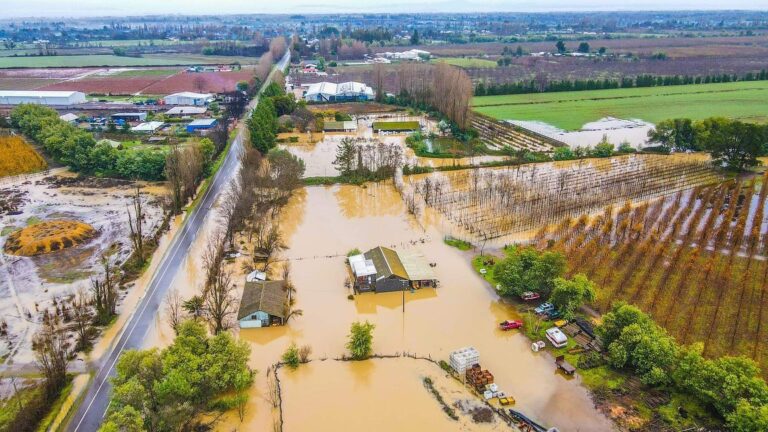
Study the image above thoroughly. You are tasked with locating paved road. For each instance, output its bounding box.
[67,51,290,432]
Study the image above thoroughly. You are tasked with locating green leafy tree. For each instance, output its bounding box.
[577,42,590,53]
[236,80,249,92]
[549,274,596,320]
[247,98,278,154]
[346,321,375,360]
[555,40,566,53]
[100,320,253,432]
[410,29,420,45]
[493,247,566,298]
[647,118,699,151]
[698,118,766,171]
[552,147,575,161]
[591,135,614,157]
[282,343,300,369]
[727,400,768,432]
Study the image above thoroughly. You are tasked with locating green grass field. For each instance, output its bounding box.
[0,54,256,68]
[472,81,768,130]
[432,57,497,68]
[372,121,420,131]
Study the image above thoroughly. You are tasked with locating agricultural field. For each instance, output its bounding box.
[27,68,253,95]
[0,54,257,69]
[472,81,768,130]
[0,136,47,177]
[431,57,498,68]
[532,174,768,373]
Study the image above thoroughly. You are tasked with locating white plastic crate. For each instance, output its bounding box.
[449,346,480,374]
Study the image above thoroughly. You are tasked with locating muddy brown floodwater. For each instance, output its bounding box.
[214,182,614,431]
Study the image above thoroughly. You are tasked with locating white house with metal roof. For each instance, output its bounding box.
[304,81,374,102]
[163,92,214,106]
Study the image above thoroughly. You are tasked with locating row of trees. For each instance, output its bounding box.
[598,302,768,431]
[332,137,404,182]
[475,69,768,96]
[648,117,768,171]
[395,62,473,129]
[10,104,166,180]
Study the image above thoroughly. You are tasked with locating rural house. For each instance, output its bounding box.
[348,246,437,293]
[237,280,288,328]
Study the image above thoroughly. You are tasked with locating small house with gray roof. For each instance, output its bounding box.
[238,280,288,328]
[348,246,437,293]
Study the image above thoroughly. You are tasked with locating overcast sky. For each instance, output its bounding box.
[4,0,768,18]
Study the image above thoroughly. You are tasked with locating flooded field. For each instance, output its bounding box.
[213,182,613,431]
[508,118,654,150]
[0,172,166,365]
[280,357,506,431]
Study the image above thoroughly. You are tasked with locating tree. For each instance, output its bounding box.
[647,118,699,151]
[333,137,357,177]
[591,135,615,157]
[549,274,596,320]
[598,46,607,55]
[101,320,254,432]
[182,295,205,319]
[410,29,420,45]
[727,400,768,431]
[164,289,184,335]
[247,97,278,154]
[91,255,117,324]
[346,321,375,360]
[282,343,300,369]
[373,63,386,102]
[698,118,766,171]
[552,147,575,161]
[597,302,653,346]
[71,287,93,351]
[555,40,566,53]
[577,42,590,53]
[127,186,145,266]
[236,80,249,92]
[33,316,69,399]
[204,268,236,334]
[494,247,566,298]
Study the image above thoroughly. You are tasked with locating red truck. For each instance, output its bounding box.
[499,320,523,330]
[520,291,541,301]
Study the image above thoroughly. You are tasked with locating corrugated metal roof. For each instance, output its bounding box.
[365,246,408,280]
[398,250,436,281]
[237,280,287,320]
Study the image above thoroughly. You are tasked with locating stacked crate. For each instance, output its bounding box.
[466,364,495,392]
[449,347,480,374]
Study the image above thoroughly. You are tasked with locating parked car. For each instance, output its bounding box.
[546,309,563,320]
[534,302,554,314]
[499,320,523,330]
[520,291,541,301]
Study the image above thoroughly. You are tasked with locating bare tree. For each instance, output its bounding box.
[71,287,92,351]
[33,315,69,398]
[260,225,285,273]
[164,288,184,335]
[204,269,236,334]
[373,63,386,102]
[91,255,117,323]
[127,186,145,266]
[165,144,205,214]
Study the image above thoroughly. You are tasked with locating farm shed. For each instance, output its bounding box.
[237,280,288,328]
[0,90,86,106]
[186,118,218,133]
[165,106,207,117]
[112,112,147,122]
[163,92,214,106]
[323,121,357,132]
[304,81,374,102]
[349,246,437,293]
[131,121,165,133]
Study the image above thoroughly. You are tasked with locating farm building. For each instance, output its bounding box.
[163,92,214,106]
[112,112,147,122]
[165,106,207,117]
[186,118,218,133]
[323,121,357,132]
[0,90,86,106]
[237,280,288,328]
[304,81,374,102]
[348,246,436,293]
[131,121,165,133]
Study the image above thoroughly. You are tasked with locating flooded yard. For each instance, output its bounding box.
[215,182,613,431]
[0,172,166,365]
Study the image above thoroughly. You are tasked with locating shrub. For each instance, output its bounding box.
[346,321,375,360]
[282,343,300,369]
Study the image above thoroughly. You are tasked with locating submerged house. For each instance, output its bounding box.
[348,246,437,293]
[237,280,288,328]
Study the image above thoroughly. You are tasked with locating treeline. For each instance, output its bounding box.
[10,104,166,180]
[599,302,768,431]
[475,69,768,96]
[648,117,768,171]
[390,62,473,129]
